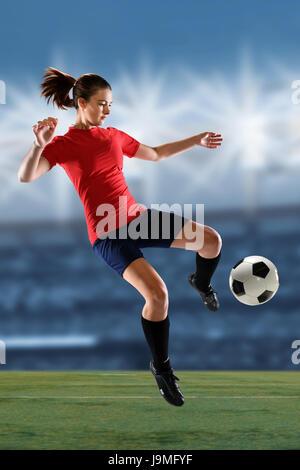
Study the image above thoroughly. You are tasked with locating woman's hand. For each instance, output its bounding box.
[32,117,58,149]
[195,132,223,149]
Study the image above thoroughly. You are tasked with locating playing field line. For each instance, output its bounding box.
[0,395,299,399]
[0,395,196,399]
[46,382,300,387]
[88,373,140,376]
[198,396,300,399]
[4,382,299,387]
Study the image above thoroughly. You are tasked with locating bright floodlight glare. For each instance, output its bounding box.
[0,49,298,222]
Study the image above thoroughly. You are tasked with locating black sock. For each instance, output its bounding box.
[141,315,171,371]
[194,250,222,292]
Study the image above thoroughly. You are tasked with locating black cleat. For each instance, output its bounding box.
[150,360,184,407]
[188,273,220,311]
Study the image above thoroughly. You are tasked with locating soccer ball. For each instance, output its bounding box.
[229,255,279,306]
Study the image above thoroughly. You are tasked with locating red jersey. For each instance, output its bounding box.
[41,126,147,246]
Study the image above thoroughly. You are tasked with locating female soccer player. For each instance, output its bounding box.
[17,68,223,407]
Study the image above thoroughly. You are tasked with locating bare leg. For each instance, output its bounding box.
[122,257,169,321]
[170,220,222,257]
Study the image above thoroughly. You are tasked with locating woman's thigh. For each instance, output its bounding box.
[122,257,168,307]
[93,235,168,305]
[170,219,221,252]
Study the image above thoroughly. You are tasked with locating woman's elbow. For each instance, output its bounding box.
[18,173,31,183]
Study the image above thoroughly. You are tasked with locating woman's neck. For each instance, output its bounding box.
[73,122,97,130]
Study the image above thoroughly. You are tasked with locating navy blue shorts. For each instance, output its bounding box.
[92,208,190,277]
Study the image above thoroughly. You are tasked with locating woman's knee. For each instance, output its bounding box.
[203,226,222,256]
[146,284,169,310]
[211,228,222,252]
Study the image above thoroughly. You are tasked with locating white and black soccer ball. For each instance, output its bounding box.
[229,255,279,306]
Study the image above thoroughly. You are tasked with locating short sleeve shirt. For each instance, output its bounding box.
[41,126,147,246]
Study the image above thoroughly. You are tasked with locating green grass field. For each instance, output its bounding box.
[0,370,299,450]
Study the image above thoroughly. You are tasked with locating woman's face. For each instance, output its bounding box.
[79,88,113,126]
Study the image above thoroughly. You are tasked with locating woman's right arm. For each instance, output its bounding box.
[18,117,58,183]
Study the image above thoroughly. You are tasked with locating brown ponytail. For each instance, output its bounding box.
[40,67,112,111]
[40,67,75,110]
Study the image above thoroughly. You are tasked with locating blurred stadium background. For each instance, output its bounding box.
[0,0,299,370]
